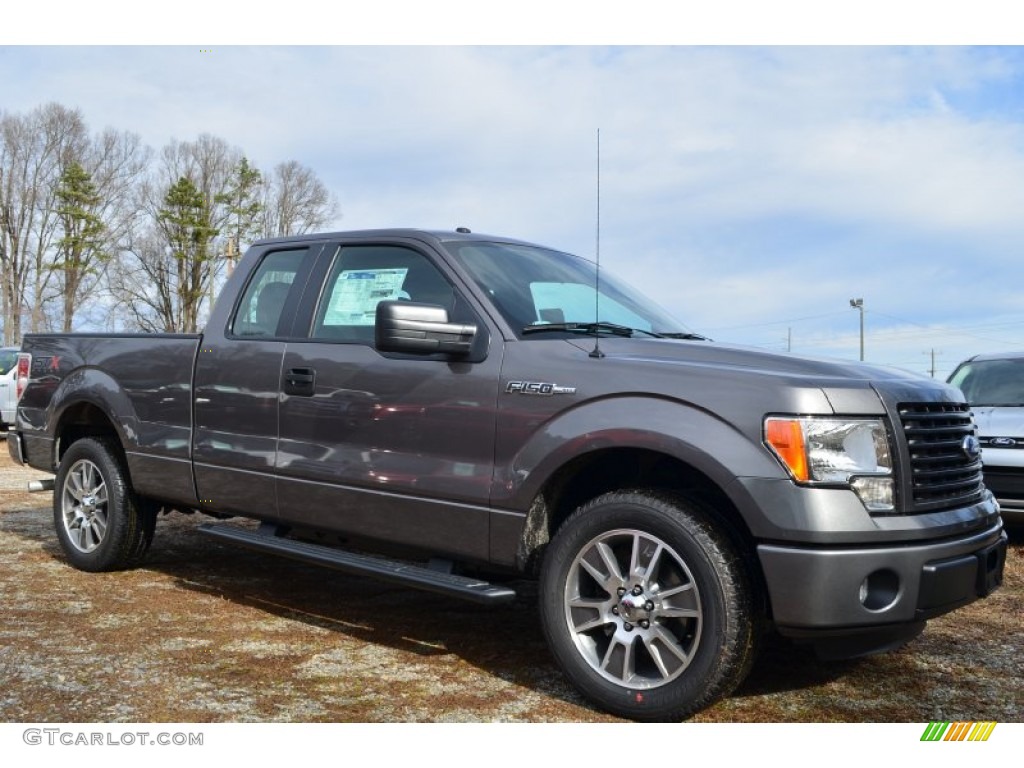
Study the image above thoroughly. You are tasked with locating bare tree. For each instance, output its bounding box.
[111,177,218,334]
[0,110,28,345]
[109,135,246,333]
[260,160,339,238]
[0,103,87,344]
[107,226,180,333]
[1,109,43,343]
[2,108,342,338]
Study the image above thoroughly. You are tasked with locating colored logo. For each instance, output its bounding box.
[920,722,997,742]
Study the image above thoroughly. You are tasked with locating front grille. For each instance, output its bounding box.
[898,402,985,512]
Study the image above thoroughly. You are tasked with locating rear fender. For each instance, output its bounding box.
[47,367,138,460]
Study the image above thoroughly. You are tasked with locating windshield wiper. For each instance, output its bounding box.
[522,321,637,337]
[656,331,709,341]
[522,323,709,340]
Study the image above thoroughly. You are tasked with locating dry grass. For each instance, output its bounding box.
[1,456,1020,723]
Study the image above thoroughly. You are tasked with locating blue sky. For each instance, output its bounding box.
[4,12,1024,379]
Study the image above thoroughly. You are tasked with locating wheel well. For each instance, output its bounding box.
[55,402,124,465]
[519,448,756,575]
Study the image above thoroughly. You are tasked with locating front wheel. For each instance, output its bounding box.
[539,490,759,721]
[54,437,153,572]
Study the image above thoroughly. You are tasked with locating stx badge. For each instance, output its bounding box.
[506,381,577,396]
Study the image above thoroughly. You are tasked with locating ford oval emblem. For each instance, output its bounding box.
[962,435,982,460]
[990,437,1017,447]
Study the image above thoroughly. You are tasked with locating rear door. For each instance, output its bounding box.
[275,238,502,560]
[192,243,321,520]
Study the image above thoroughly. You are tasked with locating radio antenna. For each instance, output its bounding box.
[590,128,605,359]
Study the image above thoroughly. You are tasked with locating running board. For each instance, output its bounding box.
[197,523,516,605]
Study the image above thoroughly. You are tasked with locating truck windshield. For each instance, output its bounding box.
[949,358,1024,406]
[444,241,690,338]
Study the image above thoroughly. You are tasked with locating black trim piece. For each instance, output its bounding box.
[198,523,516,604]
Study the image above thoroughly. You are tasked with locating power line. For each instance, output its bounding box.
[708,309,1024,351]
[702,310,848,332]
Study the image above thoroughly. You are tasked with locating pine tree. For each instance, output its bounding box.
[54,161,105,332]
[158,175,219,332]
[217,156,263,270]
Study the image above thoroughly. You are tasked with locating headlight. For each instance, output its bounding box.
[764,417,894,511]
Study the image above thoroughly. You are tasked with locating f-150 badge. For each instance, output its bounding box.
[506,381,577,395]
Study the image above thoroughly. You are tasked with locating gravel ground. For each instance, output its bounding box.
[1,445,1021,723]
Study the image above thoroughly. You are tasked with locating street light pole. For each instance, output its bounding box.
[849,298,864,361]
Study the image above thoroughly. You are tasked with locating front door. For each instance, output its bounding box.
[275,241,502,560]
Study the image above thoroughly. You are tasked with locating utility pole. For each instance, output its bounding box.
[226,236,238,276]
[209,238,238,326]
[924,349,942,378]
[849,298,864,361]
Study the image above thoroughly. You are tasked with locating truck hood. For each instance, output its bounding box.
[568,336,932,385]
[559,337,965,417]
[971,405,1024,437]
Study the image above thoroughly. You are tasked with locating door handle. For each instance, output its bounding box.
[283,367,316,395]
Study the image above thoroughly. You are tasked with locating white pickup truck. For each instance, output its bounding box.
[949,351,1024,525]
[1,346,21,430]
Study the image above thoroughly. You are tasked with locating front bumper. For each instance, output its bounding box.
[759,521,1007,654]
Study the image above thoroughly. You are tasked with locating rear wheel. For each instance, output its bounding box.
[54,437,153,571]
[539,490,759,721]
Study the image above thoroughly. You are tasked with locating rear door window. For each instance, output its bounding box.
[231,247,311,338]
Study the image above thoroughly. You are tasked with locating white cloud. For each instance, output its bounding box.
[3,45,1024,377]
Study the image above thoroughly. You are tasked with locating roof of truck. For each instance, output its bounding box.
[252,228,544,249]
[958,350,1024,363]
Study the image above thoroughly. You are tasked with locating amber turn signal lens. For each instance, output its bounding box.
[765,418,809,482]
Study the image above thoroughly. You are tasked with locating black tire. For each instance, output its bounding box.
[53,437,153,572]
[539,490,759,721]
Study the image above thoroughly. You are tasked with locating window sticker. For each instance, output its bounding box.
[529,282,651,330]
[324,268,409,326]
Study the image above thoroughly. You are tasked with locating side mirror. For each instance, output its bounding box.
[375,301,477,356]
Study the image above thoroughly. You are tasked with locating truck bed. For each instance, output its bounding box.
[14,333,201,506]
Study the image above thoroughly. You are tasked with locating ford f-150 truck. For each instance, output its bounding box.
[7,228,1008,721]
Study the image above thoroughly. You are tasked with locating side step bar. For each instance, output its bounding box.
[197,523,516,605]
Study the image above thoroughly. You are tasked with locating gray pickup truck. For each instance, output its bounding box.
[8,228,1007,721]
